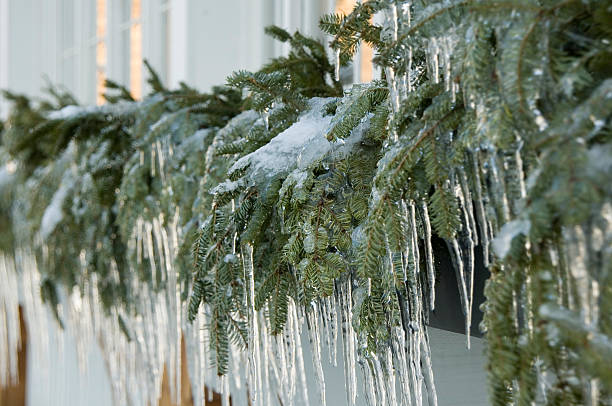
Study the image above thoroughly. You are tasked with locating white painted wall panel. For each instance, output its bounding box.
[0,0,9,118]
[26,314,113,406]
[30,321,488,405]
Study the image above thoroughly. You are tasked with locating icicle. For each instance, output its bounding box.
[403,3,413,95]
[273,329,291,405]
[407,46,414,94]
[458,168,479,246]
[230,343,243,393]
[450,237,471,348]
[307,304,326,406]
[150,147,156,178]
[207,385,214,402]
[340,282,357,406]
[391,327,411,406]
[135,217,144,265]
[399,199,424,406]
[221,374,231,406]
[266,336,283,404]
[144,222,158,284]
[471,152,491,266]
[385,348,397,406]
[291,302,310,406]
[488,154,511,224]
[156,140,166,184]
[321,299,333,364]
[409,329,423,406]
[409,202,420,271]
[151,219,166,283]
[373,356,388,406]
[456,180,475,346]
[334,48,341,82]
[262,109,269,132]
[330,297,338,367]
[421,202,436,310]
[198,312,207,406]
[429,38,439,84]
[420,330,438,406]
[515,141,527,201]
[261,312,272,406]
[389,3,399,41]
[243,244,263,406]
[278,312,292,403]
[443,37,452,93]
[385,67,401,117]
[362,361,378,406]
[323,297,338,366]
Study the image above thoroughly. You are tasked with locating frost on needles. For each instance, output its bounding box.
[1,1,612,406]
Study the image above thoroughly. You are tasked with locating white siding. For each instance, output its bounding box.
[30,321,489,405]
[0,0,337,112]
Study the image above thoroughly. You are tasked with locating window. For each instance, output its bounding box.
[160,0,171,85]
[96,0,107,105]
[335,0,373,83]
[95,0,172,102]
[57,1,98,104]
[60,0,76,95]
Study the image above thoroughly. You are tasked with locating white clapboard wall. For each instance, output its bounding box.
[28,320,488,406]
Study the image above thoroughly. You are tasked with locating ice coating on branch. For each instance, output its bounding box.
[209,178,245,196]
[492,218,531,259]
[218,110,260,139]
[421,201,436,310]
[334,49,341,82]
[229,98,367,184]
[46,96,162,120]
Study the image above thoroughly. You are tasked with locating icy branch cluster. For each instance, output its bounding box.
[1,1,612,405]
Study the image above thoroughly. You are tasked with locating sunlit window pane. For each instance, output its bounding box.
[335,0,373,83]
[96,0,107,105]
[360,42,373,83]
[130,0,142,100]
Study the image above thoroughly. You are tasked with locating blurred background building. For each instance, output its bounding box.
[0,0,373,117]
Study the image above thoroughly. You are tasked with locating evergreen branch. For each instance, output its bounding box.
[390,109,458,182]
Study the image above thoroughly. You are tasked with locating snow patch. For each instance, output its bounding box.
[229,98,368,184]
[216,110,260,141]
[40,172,75,239]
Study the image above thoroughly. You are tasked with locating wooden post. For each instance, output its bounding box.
[157,334,224,406]
[0,306,27,406]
